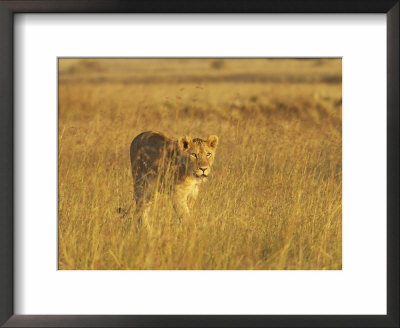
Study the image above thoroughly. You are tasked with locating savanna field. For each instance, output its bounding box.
[58,59,342,270]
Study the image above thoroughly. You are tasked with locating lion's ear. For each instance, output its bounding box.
[207,135,219,149]
[178,136,192,151]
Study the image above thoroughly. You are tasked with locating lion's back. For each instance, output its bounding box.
[130,131,174,180]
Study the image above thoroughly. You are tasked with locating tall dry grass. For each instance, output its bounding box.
[58,59,341,270]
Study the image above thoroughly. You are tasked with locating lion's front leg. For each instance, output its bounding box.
[172,188,190,222]
[188,184,199,202]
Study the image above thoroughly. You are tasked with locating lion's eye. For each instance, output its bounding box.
[206,152,212,158]
[191,153,197,158]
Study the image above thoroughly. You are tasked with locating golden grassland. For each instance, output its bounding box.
[58,59,342,270]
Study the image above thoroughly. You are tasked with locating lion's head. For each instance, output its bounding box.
[177,135,219,180]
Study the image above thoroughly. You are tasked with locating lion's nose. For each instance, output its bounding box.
[199,167,207,173]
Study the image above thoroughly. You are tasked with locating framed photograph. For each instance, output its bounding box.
[0,1,398,327]
[56,57,342,271]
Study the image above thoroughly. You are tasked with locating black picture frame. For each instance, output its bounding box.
[0,1,398,327]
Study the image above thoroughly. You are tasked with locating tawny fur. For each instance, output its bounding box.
[130,131,218,223]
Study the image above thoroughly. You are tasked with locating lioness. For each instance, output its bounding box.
[130,131,218,222]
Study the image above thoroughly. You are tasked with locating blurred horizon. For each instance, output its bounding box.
[59,58,342,85]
